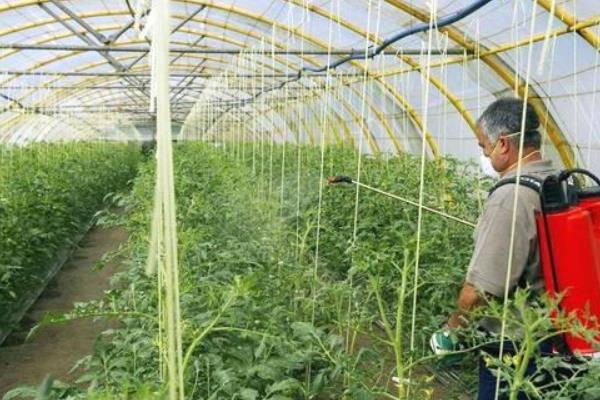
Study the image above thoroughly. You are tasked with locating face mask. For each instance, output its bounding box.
[479,131,521,179]
[479,154,500,179]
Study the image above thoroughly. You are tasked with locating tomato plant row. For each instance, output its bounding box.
[22,143,488,399]
[0,143,141,329]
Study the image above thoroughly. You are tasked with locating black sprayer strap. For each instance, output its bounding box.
[488,175,543,291]
[488,175,543,197]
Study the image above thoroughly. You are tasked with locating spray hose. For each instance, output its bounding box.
[327,176,477,228]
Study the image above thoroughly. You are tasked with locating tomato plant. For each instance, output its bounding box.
[7,143,600,399]
[0,142,140,329]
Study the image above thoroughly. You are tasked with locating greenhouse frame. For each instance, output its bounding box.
[0,0,599,399]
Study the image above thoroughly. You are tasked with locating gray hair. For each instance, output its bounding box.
[477,97,542,149]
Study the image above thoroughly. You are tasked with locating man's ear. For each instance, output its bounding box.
[498,137,512,155]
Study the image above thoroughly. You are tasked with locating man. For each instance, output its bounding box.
[432,97,558,399]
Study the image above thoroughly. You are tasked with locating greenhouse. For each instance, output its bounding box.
[0,0,599,399]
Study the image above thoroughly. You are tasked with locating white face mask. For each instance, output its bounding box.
[478,131,521,179]
[479,154,499,179]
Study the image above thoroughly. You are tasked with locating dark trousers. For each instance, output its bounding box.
[477,341,553,400]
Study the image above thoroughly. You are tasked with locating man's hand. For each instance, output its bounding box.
[447,281,486,328]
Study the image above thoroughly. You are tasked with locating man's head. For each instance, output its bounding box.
[476,97,542,176]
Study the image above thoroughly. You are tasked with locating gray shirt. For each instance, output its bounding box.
[466,159,557,332]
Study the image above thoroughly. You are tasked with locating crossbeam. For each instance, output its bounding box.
[38,1,150,105]
[0,70,359,78]
[0,85,316,90]
[0,42,469,56]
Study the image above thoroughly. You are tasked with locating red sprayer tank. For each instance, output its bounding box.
[535,170,600,356]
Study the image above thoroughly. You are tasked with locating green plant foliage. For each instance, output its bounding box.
[0,142,141,328]
[9,142,600,399]
[28,143,487,399]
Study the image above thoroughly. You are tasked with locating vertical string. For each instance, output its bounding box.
[494,2,539,398]
[269,29,277,198]
[307,0,336,390]
[345,0,375,391]
[407,1,437,396]
[572,1,579,167]
[145,0,184,397]
[585,25,600,167]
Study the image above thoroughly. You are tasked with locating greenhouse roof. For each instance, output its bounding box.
[0,1,598,171]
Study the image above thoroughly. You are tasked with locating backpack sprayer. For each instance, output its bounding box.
[329,170,600,357]
[489,169,600,356]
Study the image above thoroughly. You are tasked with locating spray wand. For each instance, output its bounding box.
[327,176,477,228]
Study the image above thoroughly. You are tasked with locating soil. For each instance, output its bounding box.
[351,327,472,399]
[0,225,128,396]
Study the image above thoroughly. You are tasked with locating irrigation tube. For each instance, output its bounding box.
[303,0,495,73]
[328,176,477,228]
[210,0,494,126]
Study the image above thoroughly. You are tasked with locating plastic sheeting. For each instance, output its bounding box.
[0,0,597,172]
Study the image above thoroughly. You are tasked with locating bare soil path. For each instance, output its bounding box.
[0,225,127,396]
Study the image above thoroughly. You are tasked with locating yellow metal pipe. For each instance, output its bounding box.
[0,14,379,152]
[385,0,577,168]
[182,0,438,157]
[375,16,600,78]
[283,0,474,143]
[537,0,600,51]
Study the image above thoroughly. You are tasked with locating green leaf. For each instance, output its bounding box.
[266,378,301,395]
[239,388,259,400]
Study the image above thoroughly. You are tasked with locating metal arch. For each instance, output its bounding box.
[345,84,404,153]
[258,103,308,142]
[0,0,579,160]
[271,97,343,147]
[2,63,365,149]
[385,0,578,169]
[18,56,371,151]
[537,0,600,51]
[282,0,477,141]
[277,91,355,147]
[38,56,279,104]
[0,22,390,153]
[0,16,321,107]
[217,105,294,146]
[0,45,299,111]
[205,84,371,151]
[2,71,364,149]
[0,10,323,101]
[0,9,409,155]
[375,16,600,79]
[296,85,373,150]
[204,81,363,149]
[180,0,439,157]
[0,3,434,155]
[0,23,252,86]
[223,83,377,151]
[0,58,240,116]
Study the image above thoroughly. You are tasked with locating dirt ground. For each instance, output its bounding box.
[0,226,128,396]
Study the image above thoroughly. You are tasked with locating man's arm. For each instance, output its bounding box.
[447,281,486,329]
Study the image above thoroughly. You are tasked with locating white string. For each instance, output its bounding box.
[408,1,437,388]
[494,1,539,398]
[537,0,557,75]
[572,2,579,167]
[307,0,336,390]
[585,25,600,168]
[145,0,184,398]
